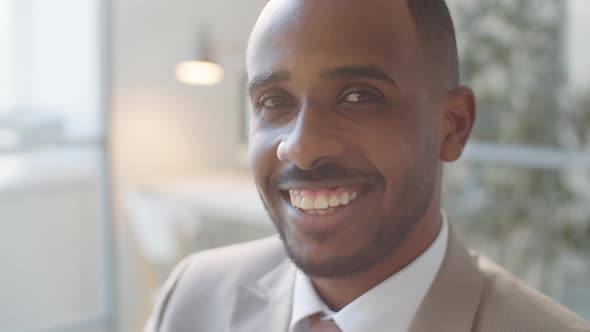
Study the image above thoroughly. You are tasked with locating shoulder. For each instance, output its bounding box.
[178,235,286,285]
[144,235,287,332]
[472,253,590,332]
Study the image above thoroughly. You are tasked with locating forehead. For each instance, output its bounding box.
[247,0,420,79]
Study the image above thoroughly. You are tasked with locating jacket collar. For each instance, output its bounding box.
[230,257,296,332]
[229,222,483,332]
[410,224,483,332]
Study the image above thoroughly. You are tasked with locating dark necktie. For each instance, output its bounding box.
[308,313,342,332]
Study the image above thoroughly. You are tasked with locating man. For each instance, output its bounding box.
[145,0,590,331]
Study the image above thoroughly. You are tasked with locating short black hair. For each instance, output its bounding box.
[263,0,460,91]
[406,0,459,91]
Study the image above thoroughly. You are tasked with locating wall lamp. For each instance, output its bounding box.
[175,27,223,86]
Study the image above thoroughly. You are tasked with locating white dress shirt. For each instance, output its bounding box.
[288,217,449,332]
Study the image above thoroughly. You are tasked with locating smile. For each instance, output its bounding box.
[279,183,371,234]
[287,186,360,215]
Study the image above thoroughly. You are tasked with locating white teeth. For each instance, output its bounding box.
[340,192,350,205]
[290,191,358,210]
[314,196,329,209]
[328,194,340,207]
[294,196,302,208]
[301,196,315,210]
[307,208,336,215]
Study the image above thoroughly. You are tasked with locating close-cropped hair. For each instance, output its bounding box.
[406,0,459,89]
[264,0,460,90]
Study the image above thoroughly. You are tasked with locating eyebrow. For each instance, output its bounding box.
[247,71,290,95]
[320,66,397,86]
[246,65,397,95]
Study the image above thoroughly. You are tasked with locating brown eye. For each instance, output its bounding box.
[257,94,295,109]
[339,90,382,104]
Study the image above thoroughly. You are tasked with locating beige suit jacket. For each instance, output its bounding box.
[144,226,590,332]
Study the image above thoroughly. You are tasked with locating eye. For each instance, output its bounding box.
[256,93,296,110]
[338,89,383,104]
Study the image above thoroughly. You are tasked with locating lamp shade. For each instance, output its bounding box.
[176,26,223,86]
[175,60,223,85]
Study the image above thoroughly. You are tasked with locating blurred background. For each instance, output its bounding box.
[0,0,589,331]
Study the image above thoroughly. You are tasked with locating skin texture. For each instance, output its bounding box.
[246,0,476,311]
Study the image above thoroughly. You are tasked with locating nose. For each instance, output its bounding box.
[276,99,346,169]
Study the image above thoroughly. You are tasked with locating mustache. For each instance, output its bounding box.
[271,162,384,189]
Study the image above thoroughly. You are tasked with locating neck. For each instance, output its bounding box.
[309,205,442,311]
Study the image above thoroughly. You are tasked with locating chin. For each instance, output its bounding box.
[280,231,387,279]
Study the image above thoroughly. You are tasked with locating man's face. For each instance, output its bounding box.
[247,0,443,278]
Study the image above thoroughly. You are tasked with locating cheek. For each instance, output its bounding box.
[361,122,426,198]
[377,133,440,202]
[360,114,417,168]
[249,127,282,193]
[372,147,412,196]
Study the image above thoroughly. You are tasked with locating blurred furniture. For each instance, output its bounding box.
[127,171,275,283]
[138,171,272,226]
[0,149,109,332]
[124,187,202,282]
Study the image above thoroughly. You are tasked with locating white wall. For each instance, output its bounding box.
[0,1,19,113]
[110,1,265,330]
[112,0,266,181]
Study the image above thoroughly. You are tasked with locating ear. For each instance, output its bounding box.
[439,86,476,162]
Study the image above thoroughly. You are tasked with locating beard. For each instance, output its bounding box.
[261,146,438,279]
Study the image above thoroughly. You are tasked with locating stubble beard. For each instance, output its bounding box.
[262,157,438,279]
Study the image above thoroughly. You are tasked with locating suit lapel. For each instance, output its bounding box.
[410,224,483,332]
[230,259,296,332]
[228,223,482,332]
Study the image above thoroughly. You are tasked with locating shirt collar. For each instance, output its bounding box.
[289,215,449,332]
[289,269,335,331]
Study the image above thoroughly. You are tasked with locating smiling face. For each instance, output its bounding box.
[247,0,472,279]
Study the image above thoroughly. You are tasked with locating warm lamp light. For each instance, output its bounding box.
[176,26,223,86]
[175,60,224,86]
